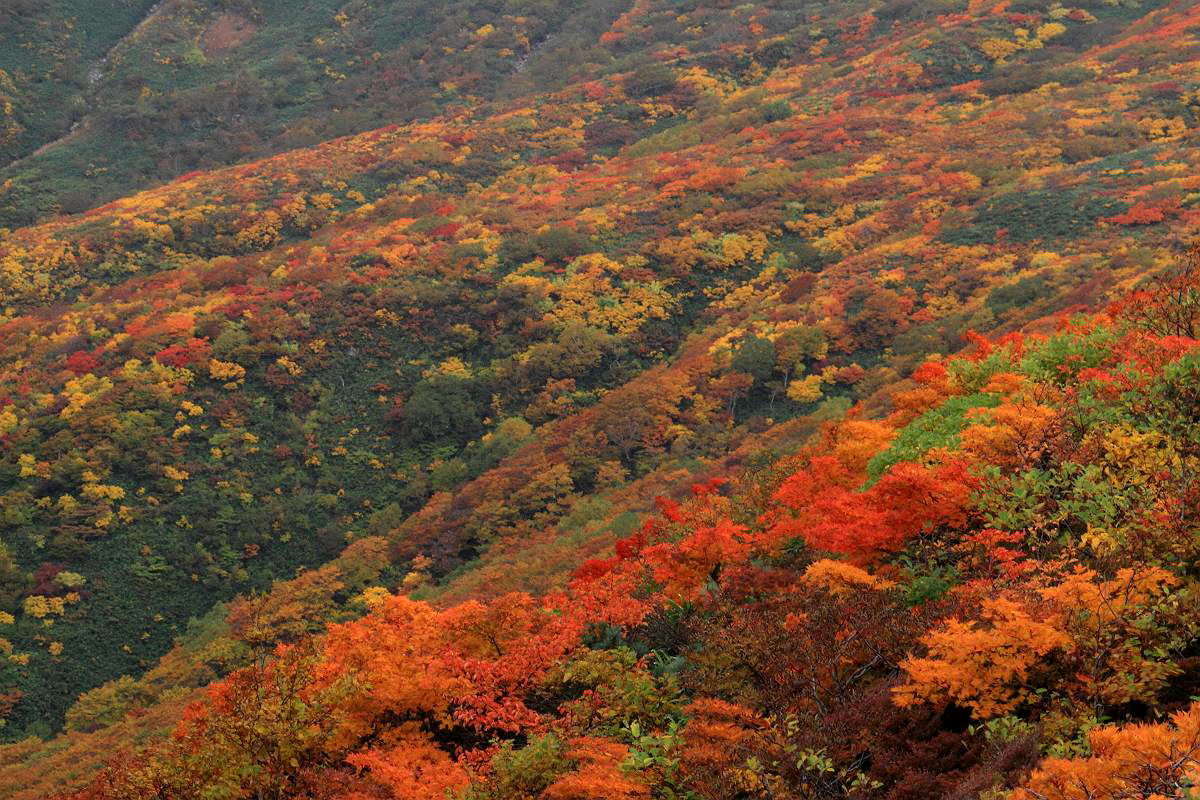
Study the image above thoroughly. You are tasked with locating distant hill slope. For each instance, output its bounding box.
[0,0,633,227]
[0,0,1198,795]
[0,1,160,165]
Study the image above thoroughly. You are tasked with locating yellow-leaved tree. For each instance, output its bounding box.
[893,596,1070,718]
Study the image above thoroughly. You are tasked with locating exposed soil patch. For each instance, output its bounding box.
[201,12,257,55]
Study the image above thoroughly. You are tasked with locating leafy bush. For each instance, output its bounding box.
[866,393,1000,483]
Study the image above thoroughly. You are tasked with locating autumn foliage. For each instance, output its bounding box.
[2,0,1200,798]
[17,308,1196,800]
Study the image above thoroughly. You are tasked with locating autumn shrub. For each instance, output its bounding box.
[63,676,155,733]
[469,734,571,800]
[1014,703,1200,800]
[866,392,999,482]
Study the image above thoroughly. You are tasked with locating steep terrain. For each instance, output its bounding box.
[0,0,1198,797]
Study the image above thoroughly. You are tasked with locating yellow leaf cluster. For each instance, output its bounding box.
[801,559,896,596]
[1100,424,1194,489]
[894,597,1070,718]
[81,483,126,502]
[537,255,676,337]
[422,357,472,379]
[18,453,38,478]
[59,374,114,419]
[1035,22,1067,41]
[233,210,282,250]
[22,595,67,619]
[1138,116,1187,140]
[208,358,246,387]
[162,466,190,481]
[829,420,896,473]
[275,355,304,376]
[786,373,824,404]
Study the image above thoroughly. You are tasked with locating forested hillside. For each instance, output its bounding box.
[1,0,631,226]
[0,1,1199,798]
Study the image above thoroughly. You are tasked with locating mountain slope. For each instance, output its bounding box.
[0,0,634,227]
[0,0,1198,797]
[1,0,1198,739]
[25,283,1200,800]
